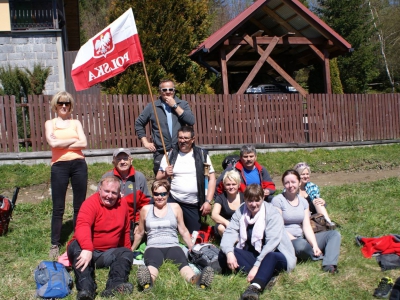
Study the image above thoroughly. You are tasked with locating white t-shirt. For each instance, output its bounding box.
[159,150,215,204]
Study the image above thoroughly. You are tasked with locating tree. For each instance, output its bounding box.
[316,0,379,93]
[79,0,111,45]
[99,0,214,94]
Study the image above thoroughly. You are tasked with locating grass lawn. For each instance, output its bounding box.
[1,145,400,299]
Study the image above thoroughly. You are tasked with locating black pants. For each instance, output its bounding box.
[51,159,87,245]
[67,240,134,293]
[171,198,202,234]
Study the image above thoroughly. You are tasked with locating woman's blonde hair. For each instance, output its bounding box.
[293,162,311,176]
[50,91,75,113]
[223,170,241,186]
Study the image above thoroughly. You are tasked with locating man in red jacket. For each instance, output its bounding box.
[67,176,133,300]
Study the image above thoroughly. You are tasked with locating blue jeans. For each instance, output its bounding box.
[219,248,287,291]
[51,159,87,245]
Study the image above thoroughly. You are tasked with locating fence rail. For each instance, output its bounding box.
[1,93,399,153]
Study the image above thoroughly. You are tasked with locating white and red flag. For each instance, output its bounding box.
[71,8,143,91]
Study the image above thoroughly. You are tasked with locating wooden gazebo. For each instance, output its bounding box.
[189,0,352,97]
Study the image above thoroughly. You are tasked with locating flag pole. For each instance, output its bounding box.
[141,60,171,166]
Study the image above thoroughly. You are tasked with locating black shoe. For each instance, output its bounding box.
[322,265,339,274]
[100,282,133,298]
[137,265,153,291]
[240,284,261,300]
[193,266,214,289]
[76,290,95,300]
[389,277,400,300]
[374,277,394,298]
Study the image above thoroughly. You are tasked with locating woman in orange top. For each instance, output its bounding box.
[45,91,88,260]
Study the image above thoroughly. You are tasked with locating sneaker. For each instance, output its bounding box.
[100,282,133,298]
[192,266,214,289]
[76,290,95,300]
[240,284,261,300]
[322,265,339,274]
[49,245,59,260]
[265,276,278,291]
[137,265,153,291]
[374,277,394,298]
[389,276,400,300]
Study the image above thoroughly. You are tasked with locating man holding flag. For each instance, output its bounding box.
[135,79,195,175]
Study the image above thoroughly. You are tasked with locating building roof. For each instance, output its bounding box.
[189,0,351,76]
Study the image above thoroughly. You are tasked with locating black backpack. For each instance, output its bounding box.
[222,155,240,170]
[189,243,221,274]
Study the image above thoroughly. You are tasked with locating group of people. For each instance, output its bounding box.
[45,80,342,300]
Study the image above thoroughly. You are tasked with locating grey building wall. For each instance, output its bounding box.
[0,30,65,95]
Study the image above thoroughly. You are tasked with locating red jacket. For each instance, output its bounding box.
[69,192,131,252]
[121,192,151,223]
[361,235,400,258]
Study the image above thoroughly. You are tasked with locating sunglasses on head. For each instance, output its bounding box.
[57,102,71,106]
[153,192,168,197]
[160,88,175,92]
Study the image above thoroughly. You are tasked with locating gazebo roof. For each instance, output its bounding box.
[189,0,352,93]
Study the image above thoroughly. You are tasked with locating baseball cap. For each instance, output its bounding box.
[112,148,131,158]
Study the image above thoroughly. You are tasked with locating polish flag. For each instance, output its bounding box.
[71,8,143,91]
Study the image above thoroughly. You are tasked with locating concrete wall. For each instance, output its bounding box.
[0,30,65,95]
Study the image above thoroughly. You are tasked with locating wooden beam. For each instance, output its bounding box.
[226,44,242,61]
[220,47,229,94]
[323,50,332,94]
[237,36,279,94]
[227,36,327,45]
[242,35,308,97]
[309,44,324,61]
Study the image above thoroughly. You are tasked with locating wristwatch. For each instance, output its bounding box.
[172,103,178,109]
[205,199,212,204]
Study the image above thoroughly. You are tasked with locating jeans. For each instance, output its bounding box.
[67,240,133,292]
[51,159,87,245]
[219,248,287,291]
[292,230,341,266]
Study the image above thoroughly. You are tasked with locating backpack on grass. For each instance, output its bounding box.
[189,243,221,274]
[0,187,19,236]
[34,261,73,299]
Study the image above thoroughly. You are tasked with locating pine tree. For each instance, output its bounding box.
[316,0,379,93]
[100,0,214,94]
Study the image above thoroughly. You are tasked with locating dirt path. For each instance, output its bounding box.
[10,167,400,204]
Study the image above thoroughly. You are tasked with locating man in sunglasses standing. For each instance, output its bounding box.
[135,79,195,175]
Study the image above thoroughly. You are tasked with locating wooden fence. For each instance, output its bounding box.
[0,93,399,153]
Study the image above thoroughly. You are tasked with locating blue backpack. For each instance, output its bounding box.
[34,261,73,298]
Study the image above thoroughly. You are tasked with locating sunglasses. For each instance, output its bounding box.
[153,192,168,197]
[160,88,175,93]
[57,102,71,106]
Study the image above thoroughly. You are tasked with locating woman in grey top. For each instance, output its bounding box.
[219,184,296,300]
[271,170,341,274]
[132,180,214,291]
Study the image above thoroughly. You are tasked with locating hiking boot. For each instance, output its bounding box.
[137,265,153,291]
[389,277,400,300]
[76,290,95,300]
[322,265,339,274]
[100,282,133,298]
[374,277,394,298]
[265,276,278,291]
[49,245,60,260]
[192,266,214,289]
[240,284,261,300]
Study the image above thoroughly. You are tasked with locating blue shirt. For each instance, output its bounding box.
[243,168,260,185]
